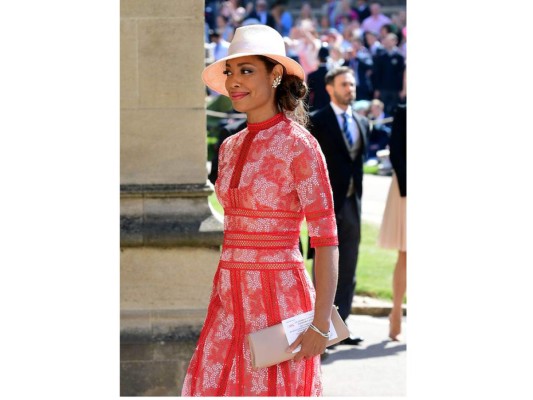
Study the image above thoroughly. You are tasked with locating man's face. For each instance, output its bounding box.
[370,104,382,117]
[383,34,397,50]
[351,40,362,52]
[257,0,267,11]
[326,73,356,107]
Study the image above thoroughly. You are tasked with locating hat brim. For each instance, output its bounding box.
[202,53,306,97]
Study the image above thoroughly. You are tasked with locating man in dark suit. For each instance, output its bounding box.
[308,66,370,346]
[307,47,331,112]
[366,99,391,160]
[344,37,374,101]
[355,0,371,23]
[244,0,276,29]
[208,119,247,185]
[372,33,405,116]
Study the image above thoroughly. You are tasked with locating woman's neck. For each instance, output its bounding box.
[246,106,281,124]
[246,112,285,133]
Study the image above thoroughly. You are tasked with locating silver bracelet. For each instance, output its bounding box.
[308,323,329,338]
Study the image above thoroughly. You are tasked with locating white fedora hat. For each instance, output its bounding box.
[202,24,305,96]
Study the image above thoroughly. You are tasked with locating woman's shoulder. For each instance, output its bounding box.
[283,118,320,150]
[220,125,248,151]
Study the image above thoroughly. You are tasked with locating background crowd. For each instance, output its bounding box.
[204,0,406,163]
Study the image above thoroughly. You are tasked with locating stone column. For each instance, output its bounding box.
[120,1,222,395]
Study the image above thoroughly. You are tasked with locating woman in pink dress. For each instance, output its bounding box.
[181,25,339,396]
[378,103,406,341]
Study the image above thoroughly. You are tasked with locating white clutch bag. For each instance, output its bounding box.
[247,305,349,369]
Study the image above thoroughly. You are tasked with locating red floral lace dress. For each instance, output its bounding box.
[181,113,338,396]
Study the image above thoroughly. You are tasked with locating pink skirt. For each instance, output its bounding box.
[378,174,406,252]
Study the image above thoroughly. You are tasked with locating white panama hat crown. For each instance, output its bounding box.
[202,24,305,96]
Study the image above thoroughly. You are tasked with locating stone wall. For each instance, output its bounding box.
[120,0,222,395]
[121,0,207,184]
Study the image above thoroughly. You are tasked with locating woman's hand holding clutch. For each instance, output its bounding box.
[286,321,329,362]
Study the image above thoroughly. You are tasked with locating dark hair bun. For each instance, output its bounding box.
[276,74,308,112]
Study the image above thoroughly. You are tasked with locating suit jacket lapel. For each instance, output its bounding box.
[351,107,367,155]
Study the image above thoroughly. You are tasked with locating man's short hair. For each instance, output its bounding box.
[371,99,384,109]
[318,46,330,62]
[325,66,354,86]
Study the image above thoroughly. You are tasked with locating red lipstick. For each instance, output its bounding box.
[230,92,248,100]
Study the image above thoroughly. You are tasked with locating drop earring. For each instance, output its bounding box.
[272,75,282,88]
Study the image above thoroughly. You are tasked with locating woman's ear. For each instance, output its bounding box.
[325,83,334,98]
[272,64,284,80]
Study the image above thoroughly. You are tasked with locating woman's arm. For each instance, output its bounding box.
[289,245,338,361]
[289,135,339,360]
[311,245,339,333]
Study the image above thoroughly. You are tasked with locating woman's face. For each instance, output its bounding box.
[370,104,382,117]
[223,56,281,120]
[365,32,376,45]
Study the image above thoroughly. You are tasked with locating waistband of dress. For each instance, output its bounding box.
[223,230,300,249]
[218,260,305,271]
[224,207,303,220]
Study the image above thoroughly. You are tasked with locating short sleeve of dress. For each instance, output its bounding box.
[291,133,338,248]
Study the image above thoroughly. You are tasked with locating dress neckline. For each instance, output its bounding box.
[247,112,285,133]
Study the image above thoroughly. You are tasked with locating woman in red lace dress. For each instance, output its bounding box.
[182,25,339,397]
